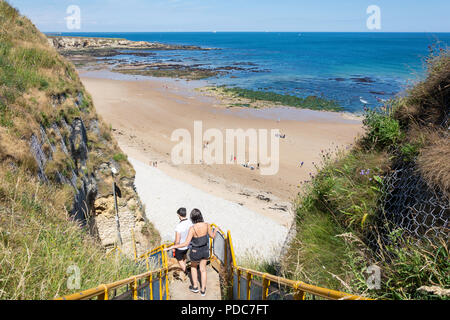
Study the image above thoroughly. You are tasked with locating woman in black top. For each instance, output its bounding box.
[166,209,217,296]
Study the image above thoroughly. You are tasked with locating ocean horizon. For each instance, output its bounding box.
[56,32,450,113]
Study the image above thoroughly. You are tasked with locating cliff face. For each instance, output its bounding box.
[0,2,160,258]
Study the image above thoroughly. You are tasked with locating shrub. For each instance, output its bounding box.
[361,107,402,151]
[304,147,389,233]
[400,142,421,162]
[394,47,449,129]
[113,153,127,162]
[375,234,449,300]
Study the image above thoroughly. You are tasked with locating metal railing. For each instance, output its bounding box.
[137,242,174,271]
[209,226,371,300]
[55,267,170,300]
[56,243,172,300]
[56,224,371,300]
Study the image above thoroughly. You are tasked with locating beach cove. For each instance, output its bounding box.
[79,69,363,261]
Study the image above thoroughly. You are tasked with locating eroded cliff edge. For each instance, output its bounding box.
[0,4,160,259]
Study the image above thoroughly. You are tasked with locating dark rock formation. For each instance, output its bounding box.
[72,174,98,225]
[69,118,88,172]
[29,133,48,182]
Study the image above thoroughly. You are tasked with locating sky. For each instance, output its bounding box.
[6,0,450,33]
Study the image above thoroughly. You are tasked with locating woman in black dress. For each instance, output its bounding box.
[166,209,217,296]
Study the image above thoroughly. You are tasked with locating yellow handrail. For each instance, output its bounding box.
[137,242,173,261]
[232,266,369,300]
[55,267,168,300]
[56,223,372,300]
[227,230,237,268]
[224,229,371,300]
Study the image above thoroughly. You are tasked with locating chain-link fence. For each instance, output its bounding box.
[367,161,449,250]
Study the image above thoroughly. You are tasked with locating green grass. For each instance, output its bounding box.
[113,153,127,162]
[376,233,449,300]
[283,209,361,292]
[0,166,145,299]
[282,95,449,299]
[238,252,279,275]
[221,87,342,111]
[0,1,160,300]
[0,101,14,128]
[0,42,50,104]
[303,147,389,233]
[361,106,402,151]
[281,146,389,294]
[284,144,449,299]
[400,142,422,162]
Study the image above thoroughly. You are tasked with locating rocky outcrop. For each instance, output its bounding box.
[69,118,88,172]
[28,92,157,258]
[47,36,211,51]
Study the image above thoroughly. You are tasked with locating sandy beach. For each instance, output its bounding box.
[80,70,363,259]
[130,157,288,261]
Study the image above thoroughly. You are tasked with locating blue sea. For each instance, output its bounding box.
[59,32,450,113]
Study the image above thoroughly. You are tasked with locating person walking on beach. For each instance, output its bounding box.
[173,208,192,280]
[166,209,217,297]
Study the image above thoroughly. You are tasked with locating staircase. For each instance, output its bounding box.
[169,264,222,300]
[56,224,371,300]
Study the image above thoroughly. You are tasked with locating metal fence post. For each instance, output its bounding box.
[131,278,138,300]
[236,268,241,300]
[223,234,231,300]
[165,269,170,300]
[262,276,269,300]
[294,282,306,300]
[159,270,163,300]
[149,274,153,300]
[246,272,252,300]
[98,285,109,300]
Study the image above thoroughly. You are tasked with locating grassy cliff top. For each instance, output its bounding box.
[0,1,158,299]
[0,1,136,182]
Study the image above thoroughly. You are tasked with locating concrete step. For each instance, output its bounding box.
[169,265,222,300]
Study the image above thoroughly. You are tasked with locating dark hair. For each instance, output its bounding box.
[190,209,204,224]
[177,207,187,217]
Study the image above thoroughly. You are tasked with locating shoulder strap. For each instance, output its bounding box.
[192,224,198,237]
